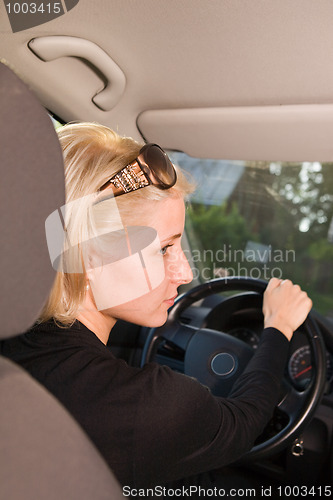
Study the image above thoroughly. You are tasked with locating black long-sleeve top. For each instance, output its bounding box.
[0,321,289,487]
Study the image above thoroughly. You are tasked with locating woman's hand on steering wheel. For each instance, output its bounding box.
[263,278,313,341]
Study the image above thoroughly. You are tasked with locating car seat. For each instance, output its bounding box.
[0,61,123,499]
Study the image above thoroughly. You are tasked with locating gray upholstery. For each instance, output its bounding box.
[0,62,123,499]
[0,357,123,499]
[0,62,65,338]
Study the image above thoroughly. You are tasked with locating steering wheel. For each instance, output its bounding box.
[141,277,327,461]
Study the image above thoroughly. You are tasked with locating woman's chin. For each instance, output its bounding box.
[141,310,169,329]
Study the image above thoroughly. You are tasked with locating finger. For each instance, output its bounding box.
[265,277,282,291]
[279,279,292,287]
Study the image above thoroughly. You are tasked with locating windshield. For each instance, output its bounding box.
[170,152,333,319]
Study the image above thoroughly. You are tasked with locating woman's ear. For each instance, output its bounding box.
[84,252,98,284]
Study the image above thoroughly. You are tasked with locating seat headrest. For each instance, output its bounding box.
[0,62,65,339]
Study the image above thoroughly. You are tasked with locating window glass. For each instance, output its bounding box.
[50,115,63,129]
[170,152,333,318]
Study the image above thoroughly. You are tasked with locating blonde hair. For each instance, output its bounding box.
[40,122,194,325]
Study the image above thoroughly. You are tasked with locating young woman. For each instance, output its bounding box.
[1,123,312,489]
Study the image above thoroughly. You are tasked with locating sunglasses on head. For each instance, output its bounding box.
[98,143,177,196]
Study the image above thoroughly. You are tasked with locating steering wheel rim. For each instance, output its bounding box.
[142,276,327,461]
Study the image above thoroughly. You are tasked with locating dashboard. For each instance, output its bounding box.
[149,293,332,431]
[114,275,333,487]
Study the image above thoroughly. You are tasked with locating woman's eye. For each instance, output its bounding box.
[160,244,173,256]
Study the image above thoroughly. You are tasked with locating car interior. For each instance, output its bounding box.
[1,0,332,494]
[0,61,123,499]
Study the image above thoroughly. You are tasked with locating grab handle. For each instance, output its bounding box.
[28,36,126,111]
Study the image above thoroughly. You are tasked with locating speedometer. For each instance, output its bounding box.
[288,345,332,390]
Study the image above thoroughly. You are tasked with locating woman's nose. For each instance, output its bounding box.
[169,249,193,285]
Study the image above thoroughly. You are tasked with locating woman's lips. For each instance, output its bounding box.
[164,294,177,307]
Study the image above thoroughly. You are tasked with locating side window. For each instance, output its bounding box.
[170,152,333,317]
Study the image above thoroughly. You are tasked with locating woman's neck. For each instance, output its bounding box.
[77,293,116,345]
